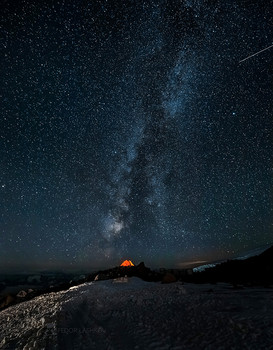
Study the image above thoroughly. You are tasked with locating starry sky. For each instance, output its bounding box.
[1,0,273,272]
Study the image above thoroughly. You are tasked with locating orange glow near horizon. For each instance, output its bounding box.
[120,260,134,267]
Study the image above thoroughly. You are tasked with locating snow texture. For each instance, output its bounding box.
[0,277,273,349]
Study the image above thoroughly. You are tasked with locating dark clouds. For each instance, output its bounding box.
[1,0,272,271]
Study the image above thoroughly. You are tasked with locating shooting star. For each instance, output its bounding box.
[239,43,273,63]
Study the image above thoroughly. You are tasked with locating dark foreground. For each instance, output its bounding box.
[0,277,272,349]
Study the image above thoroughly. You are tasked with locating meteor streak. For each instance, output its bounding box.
[239,43,273,63]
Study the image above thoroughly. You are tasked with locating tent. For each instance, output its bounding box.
[120,260,134,267]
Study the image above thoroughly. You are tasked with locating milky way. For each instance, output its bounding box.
[1,0,273,271]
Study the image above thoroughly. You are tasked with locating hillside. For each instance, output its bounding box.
[191,245,273,286]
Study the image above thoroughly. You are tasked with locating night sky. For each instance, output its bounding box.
[1,0,273,272]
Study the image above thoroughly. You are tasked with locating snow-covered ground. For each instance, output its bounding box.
[0,277,273,349]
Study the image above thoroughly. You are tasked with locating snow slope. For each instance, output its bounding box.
[193,244,273,272]
[0,277,273,349]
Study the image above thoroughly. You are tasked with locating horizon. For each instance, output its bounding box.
[1,242,272,275]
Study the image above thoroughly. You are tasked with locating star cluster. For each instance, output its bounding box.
[1,0,272,271]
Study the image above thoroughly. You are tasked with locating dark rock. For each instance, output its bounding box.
[0,294,15,308]
[162,273,177,284]
[94,273,109,281]
[16,290,27,298]
[136,262,146,272]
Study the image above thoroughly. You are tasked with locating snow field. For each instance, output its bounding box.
[0,278,273,349]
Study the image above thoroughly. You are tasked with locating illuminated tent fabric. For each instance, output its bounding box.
[120,260,134,267]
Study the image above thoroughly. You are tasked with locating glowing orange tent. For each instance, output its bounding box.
[120,260,134,267]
